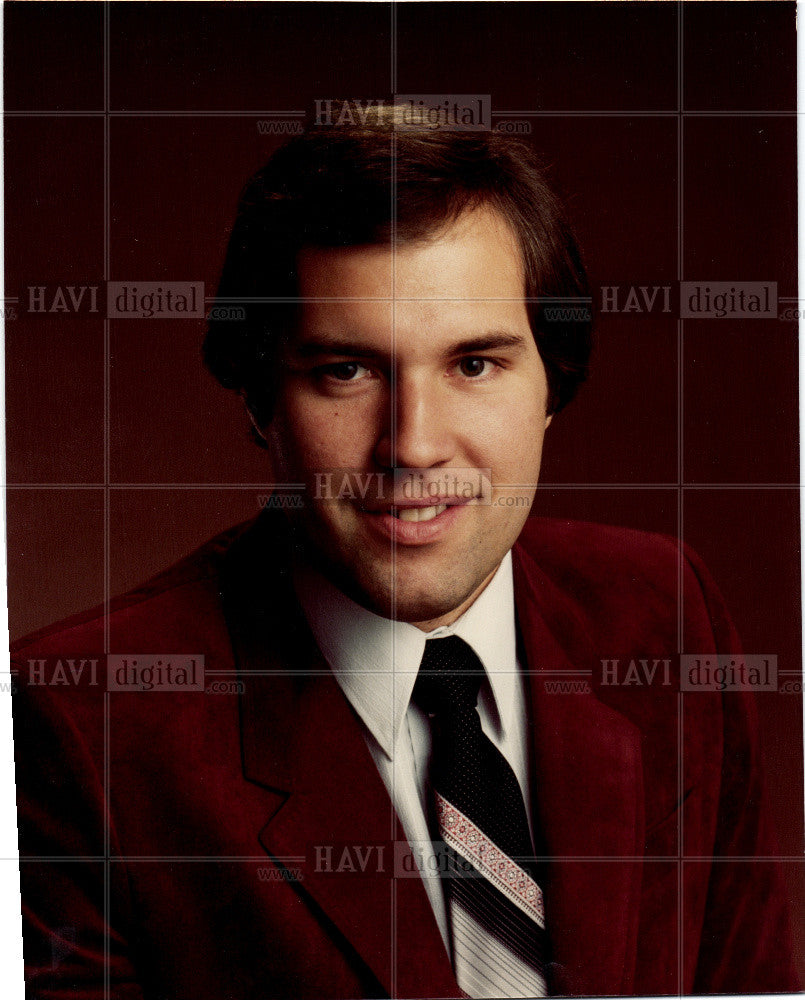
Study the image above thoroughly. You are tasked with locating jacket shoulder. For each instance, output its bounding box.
[513,517,732,654]
[515,516,682,588]
[11,518,258,661]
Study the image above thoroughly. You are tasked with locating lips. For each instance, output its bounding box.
[355,496,476,545]
[360,496,470,520]
[393,504,448,522]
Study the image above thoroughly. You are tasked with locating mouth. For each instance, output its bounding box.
[356,496,476,545]
[390,503,449,523]
[362,496,471,519]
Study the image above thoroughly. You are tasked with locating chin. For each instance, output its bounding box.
[358,577,477,627]
[306,530,503,626]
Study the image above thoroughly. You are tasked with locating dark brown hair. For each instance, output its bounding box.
[204,104,592,428]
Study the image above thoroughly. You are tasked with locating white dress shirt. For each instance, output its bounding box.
[293,552,533,952]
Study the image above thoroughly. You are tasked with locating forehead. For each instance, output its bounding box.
[296,204,526,303]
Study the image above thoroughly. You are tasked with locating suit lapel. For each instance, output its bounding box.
[219,513,458,999]
[513,539,645,997]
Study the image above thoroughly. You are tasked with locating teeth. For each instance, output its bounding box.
[395,504,447,523]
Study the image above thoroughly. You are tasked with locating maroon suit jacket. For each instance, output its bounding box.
[12,512,798,998]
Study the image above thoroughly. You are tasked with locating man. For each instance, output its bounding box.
[12,106,797,998]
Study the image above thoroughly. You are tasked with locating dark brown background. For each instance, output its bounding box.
[5,0,802,977]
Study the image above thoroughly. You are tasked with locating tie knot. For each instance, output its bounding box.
[412,635,485,718]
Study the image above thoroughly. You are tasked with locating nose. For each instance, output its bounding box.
[373,373,456,471]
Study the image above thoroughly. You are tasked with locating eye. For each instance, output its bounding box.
[458,357,494,378]
[319,361,370,382]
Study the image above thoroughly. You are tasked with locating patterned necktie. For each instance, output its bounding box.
[413,635,548,999]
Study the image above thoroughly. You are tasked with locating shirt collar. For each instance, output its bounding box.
[444,552,519,743]
[293,552,518,760]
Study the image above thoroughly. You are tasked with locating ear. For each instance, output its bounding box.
[544,412,553,429]
[245,399,269,443]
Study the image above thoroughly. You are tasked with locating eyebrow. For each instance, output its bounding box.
[291,331,528,359]
[448,332,527,355]
[293,338,385,360]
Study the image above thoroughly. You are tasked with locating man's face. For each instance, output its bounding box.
[265,204,552,630]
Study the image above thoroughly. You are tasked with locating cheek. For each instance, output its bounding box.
[271,392,380,469]
[506,369,551,469]
[470,394,547,472]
